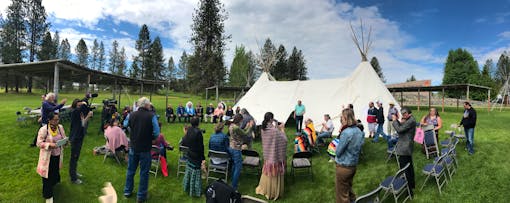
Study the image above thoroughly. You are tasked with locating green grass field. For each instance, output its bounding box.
[0,91,509,202]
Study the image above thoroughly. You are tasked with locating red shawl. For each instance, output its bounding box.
[261,123,288,176]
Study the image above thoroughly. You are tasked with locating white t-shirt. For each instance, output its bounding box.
[325,119,334,133]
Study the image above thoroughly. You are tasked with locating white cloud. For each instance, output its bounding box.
[499,31,510,39]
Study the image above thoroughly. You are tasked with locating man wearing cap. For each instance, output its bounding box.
[392,107,416,194]
[460,101,477,155]
[387,102,399,136]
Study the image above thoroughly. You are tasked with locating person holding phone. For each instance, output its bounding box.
[228,114,253,190]
[69,99,93,184]
[36,113,67,203]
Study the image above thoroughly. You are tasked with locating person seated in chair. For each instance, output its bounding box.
[213,103,224,123]
[302,118,317,148]
[153,123,174,159]
[208,122,230,164]
[176,104,185,122]
[196,103,204,122]
[205,103,214,123]
[317,114,334,146]
[224,106,234,121]
[165,105,175,123]
[184,101,195,123]
[104,119,129,158]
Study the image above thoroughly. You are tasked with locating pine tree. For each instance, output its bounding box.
[1,0,26,93]
[189,0,230,92]
[246,50,259,85]
[135,24,151,80]
[296,49,308,80]
[52,31,59,59]
[109,40,119,73]
[370,56,386,83]
[149,36,165,80]
[481,59,496,91]
[442,48,480,98]
[406,75,416,82]
[98,41,106,71]
[496,52,510,85]
[129,57,141,79]
[261,38,277,73]
[75,38,89,66]
[272,44,288,80]
[167,57,176,81]
[25,0,49,62]
[59,38,71,60]
[287,47,300,80]
[117,47,127,76]
[37,31,53,60]
[229,45,249,86]
[177,51,188,80]
[90,39,99,70]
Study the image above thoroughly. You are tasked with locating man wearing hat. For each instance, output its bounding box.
[387,102,399,136]
[460,101,477,155]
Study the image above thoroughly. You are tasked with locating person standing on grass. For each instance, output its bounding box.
[366,102,377,139]
[294,100,306,133]
[386,102,398,136]
[181,117,206,197]
[335,108,364,203]
[31,93,67,147]
[36,113,67,203]
[392,107,416,195]
[229,114,254,190]
[69,99,93,184]
[256,112,288,200]
[123,97,160,202]
[240,108,256,149]
[460,101,477,155]
[373,101,387,143]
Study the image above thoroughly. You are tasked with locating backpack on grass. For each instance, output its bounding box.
[206,179,242,203]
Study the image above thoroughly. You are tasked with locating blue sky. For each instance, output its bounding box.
[2,0,510,85]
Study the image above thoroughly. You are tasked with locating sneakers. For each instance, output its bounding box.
[76,173,83,178]
[71,179,83,184]
[45,197,53,203]
[123,192,132,198]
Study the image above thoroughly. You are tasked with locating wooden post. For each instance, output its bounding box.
[457,98,459,110]
[53,63,59,99]
[46,79,50,93]
[113,79,117,99]
[87,74,91,93]
[400,91,404,106]
[466,85,470,102]
[149,84,153,101]
[488,89,491,112]
[417,89,421,111]
[140,83,143,97]
[428,91,431,109]
[442,88,445,113]
[165,82,169,109]
[118,85,122,109]
[216,85,219,104]
[205,88,208,107]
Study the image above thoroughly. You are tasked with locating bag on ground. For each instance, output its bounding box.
[206,179,242,203]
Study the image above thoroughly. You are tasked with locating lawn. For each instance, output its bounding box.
[0,91,509,202]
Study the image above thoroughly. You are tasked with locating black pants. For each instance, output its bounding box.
[213,115,222,123]
[43,155,60,199]
[295,115,304,132]
[69,138,83,181]
[166,115,175,123]
[398,155,415,189]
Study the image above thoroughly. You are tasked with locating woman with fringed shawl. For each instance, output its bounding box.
[256,112,288,200]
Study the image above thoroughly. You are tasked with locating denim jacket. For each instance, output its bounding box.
[335,126,364,167]
[209,132,229,153]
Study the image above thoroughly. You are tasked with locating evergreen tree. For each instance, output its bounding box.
[272,44,288,80]
[406,75,416,82]
[370,56,386,83]
[296,49,308,80]
[246,50,260,85]
[75,38,89,66]
[135,24,151,79]
[229,45,249,86]
[261,38,277,73]
[167,56,176,81]
[177,51,188,80]
[98,41,105,71]
[117,47,127,76]
[129,57,141,79]
[287,47,300,80]
[90,39,99,70]
[108,40,119,73]
[481,59,496,91]
[37,31,54,60]
[1,0,26,93]
[189,0,230,92]
[149,36,165,80]
[25,0,49,62]
[59,38,71,60]
[442,48,480,98]
[52,31,59,59]
[496,52,510,85]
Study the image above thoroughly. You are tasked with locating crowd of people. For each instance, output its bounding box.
[31,92,478,203]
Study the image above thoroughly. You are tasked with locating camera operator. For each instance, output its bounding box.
[100,99,118,133]
[69,99,93,184]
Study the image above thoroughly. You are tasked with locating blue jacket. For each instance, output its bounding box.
[41,101,64,124]
[335,126,364,167]
[185,106,196,116]
[176,106,185,115]
[209,132,229,153]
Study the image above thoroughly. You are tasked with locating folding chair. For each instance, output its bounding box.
[206,150,230,184]
[450,124,465,143]
[437,138,459,181]
[440,131,455,147]
[150,145,161,177]
[355,186,382,203]
[242,149,261,175]
[177,146,189,177]
[103,137,122,165]
[16,111,28,127]
[423,129,439,159]
[380,163,413,203]
[385,145,399,166]
[291,151,313,182]
[420,153,448,194]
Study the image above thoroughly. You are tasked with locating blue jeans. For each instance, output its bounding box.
[124,149,151,200]
[465,127,475,154]
[295,115,304,132]
[317,131,332,144]
[373,123,387,142]
[228,148,243,190]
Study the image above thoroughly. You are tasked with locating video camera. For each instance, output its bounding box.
[82,93,98,112]
[102,99,118,106]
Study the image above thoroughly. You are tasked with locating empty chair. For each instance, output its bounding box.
[440,131,455,147]
[420,153,449,194]
[450,124,465,142]
[103,137,122,165]
[355,186,382,203]
[150,145,161,177]
[380,163,413,203]
[177,146,189,177]
[206,150,230,184]
[291,151,313,182]
[385,145,399,166]
[423,129,439,159]
[16,111,28,126]
[436,138,459,180]
[242,149,261,175]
